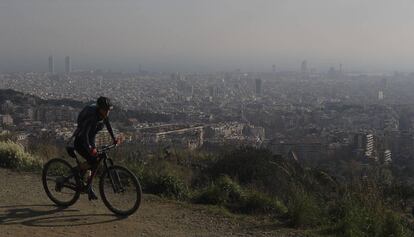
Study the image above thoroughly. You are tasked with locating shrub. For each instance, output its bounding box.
[236,190,287,215]
[193,184,225,205]
[194,176,287,216]
[215,175,244,203]
[209,146,276,185]
[0,141,42,171]
[121,153,193,201]
[287,186,324,228]
[338,194,383,237]
[336,189,412,237]
[125,161,145,180]
[193,175,244,205]
[382,211,408,237]
[144,174,189,200]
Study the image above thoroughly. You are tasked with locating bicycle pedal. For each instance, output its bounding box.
[55,177,65,192]
[88,192,99,201]
[88,196,99,201]
[79,185,89,194]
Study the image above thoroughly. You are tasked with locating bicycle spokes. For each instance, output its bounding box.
[42,159,81,206]
[100,166,142,215]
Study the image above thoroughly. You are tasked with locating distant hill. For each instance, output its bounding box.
[0,89,171,123]
[0,89,86,108]
[0,89,40,105]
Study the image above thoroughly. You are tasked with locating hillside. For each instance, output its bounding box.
[0,168,306,237]
[0,89,171,123]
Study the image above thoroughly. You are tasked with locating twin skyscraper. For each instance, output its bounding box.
[48,56,71,74]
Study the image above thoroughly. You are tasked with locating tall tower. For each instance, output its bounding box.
[255,78,262,96]
[48,56,54,74]
[65,56,71,74]
[301,60,307,74]
[272,64,276,74]
[378,78,387,101]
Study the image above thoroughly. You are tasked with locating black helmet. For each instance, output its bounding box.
[96,96,113,110]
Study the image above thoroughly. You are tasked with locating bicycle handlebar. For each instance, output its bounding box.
[98,144,117,153]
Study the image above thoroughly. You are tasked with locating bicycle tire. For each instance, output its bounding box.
[42,158,81,207]
[99,165,142,216]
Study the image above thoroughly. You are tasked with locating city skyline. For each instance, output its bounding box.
[2,1,414,73]
[12,56,414,75]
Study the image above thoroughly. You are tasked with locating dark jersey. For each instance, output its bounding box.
[73,104,115,150]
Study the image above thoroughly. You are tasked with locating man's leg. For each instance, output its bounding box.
[74,141,99,200]
[83,155,99,200]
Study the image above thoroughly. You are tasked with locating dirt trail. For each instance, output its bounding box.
[0,168,304,237]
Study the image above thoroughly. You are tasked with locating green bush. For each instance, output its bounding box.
[338,195,382,237]
[287,186,324,228]
[236,190,287,215]
[382,211,408,237]
[125,162,145,180]
[144,174,189,200]
[0,141,42,171]
[193,175,244,205]
[209,146,276,185]
[194,175,287,216]
[337,190,412,237]
[108,145,414,235]
[193,184,224,205]
[121,153,192,201]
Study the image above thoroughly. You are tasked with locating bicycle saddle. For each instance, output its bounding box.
[66,146,77,158]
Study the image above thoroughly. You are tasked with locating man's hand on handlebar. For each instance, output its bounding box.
[113,135,123,146]
[98,143,118,153]
[90,147,98,157]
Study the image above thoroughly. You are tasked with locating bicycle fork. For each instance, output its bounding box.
[105,158,123,193]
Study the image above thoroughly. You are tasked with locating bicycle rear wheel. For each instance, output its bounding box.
[42,158,81,207]
[99,165,142,216]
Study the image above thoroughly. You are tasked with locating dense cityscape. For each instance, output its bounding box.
[2,57,414,171]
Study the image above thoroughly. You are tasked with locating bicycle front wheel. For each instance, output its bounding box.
[42,158,81,207]
[99,165,142,216]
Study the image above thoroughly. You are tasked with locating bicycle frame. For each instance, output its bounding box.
[63,144,118,192]
[85,145,117,189]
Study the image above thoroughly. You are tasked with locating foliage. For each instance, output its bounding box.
[144,174,189,200]
[236,190,288,215]
[194,175,287,215]
[193,175,244,205]
[120,151,191,200]
[0,141,42,171]
[209,146,277,185]
[8,139,414,235]
[287,185,325,228]
[335,182,412,237]
[28,142,62,162]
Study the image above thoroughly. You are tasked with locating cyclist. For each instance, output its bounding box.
[72,96,118,200]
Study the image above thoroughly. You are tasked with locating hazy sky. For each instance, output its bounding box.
[1,0,414,72]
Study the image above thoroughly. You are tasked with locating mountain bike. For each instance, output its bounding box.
[42,144,142,216]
